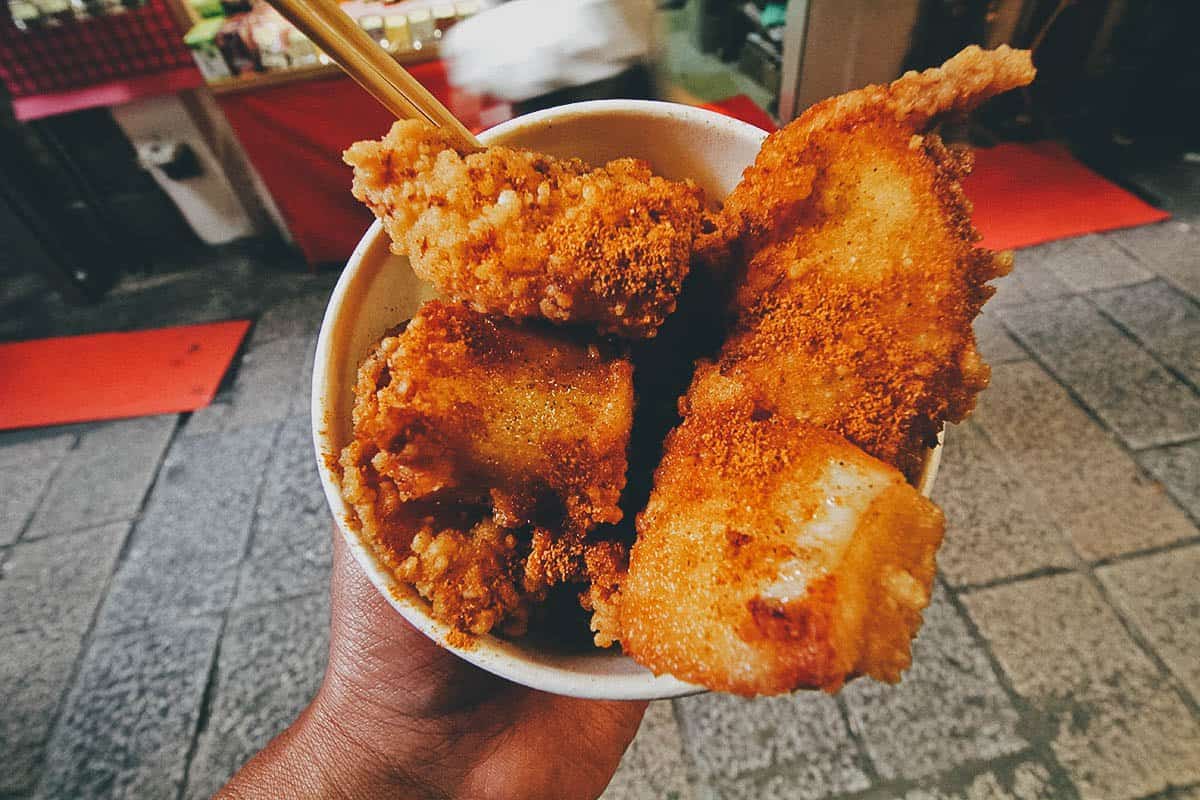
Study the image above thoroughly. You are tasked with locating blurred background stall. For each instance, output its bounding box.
[2,2,1199,799]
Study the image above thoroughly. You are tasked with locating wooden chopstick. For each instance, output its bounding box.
[263,0,483,151]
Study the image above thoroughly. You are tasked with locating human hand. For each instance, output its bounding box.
[218,527,647,800]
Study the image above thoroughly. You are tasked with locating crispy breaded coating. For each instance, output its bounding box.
[706,45,1036,258]
[623,47,1030,693]
[347,300,633,533]
[622,366,944,695]
[400,519,532,636]
[345,120,704,338]
[702,46,1033,476]
[339,300,634,637]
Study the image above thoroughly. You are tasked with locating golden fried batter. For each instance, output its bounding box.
[345,120,704,338]
[622,366,944,695]
[339,300,634,637]
[705,45,1034,477]
[622,47,1031,694]
[706,45,1036,263]
[347,300,633,533]
[400,518,532,637]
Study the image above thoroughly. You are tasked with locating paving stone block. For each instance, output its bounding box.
[1,522,126,639]
[184,592,329,800]
[0,429,75,545]
[1092,279,1200,388]
[973,361,1195,560]
[26,416,177,538]
[990,247,1075,308]
[1097,545,1200,702]
[235,414,332,607]
[673,689,869,799]
[974,309,1026,365]
[223,336,316,431]
[0,631,81,795]
[0,426,76,469]
[0,524,127,793]
[181,398,233,438]
[250,289,332,345]
[95,424,277,634]
[934,423,1076,587]
[3,740,44,796]
[1137,441,1200,521]
[963,573,1200,800]
[1108,220,1200,299]
[1020,235,1152,293]
[34,616,221,800]
[601,701,694,800]
[999,297,1200,449]
[901,760,1059,800]
[843,587,1025,781]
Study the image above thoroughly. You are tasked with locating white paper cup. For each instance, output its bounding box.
[312,100,942,700]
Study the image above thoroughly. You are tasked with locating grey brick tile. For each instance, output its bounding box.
[250,289,332,345]
[4,740,44,797]
[990,247,1075,309]
[184,593,329,800]
[973,361,1195,560]
[0,429,75,545]
[674,689,868,799]
[223,335,316,431]
[181,397,233,438]
[0,631,81,795]
[999,296,1200,449]
[0,524,126,794]
[95,424,277,635]
[234,414,331,607]
[1138,441,1200,521]
[25,415,177,539]
[1108,220,1200,299]
[843,587,1025,781]
[974,308,1026,366]
[0,426,76,469]
[1020,235,1152,293]
[0,522,126,639]
[963,573,1200,800]
[1097,545,1200,702]
[601,701,694,800]
[1092,279,1200,388]
[900,760,1059,800]
[34,616,221,800]
[933,423,1075,587]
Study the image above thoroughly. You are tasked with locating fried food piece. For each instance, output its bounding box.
[400,518,532,636]
[345,120,705,338]
[701,45,1035,477]
[623,47,1029,693]
[346,300,634,533]
[622,366,944,695]
[707,45,1036,265]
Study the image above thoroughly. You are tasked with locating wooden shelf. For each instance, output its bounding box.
[207,48,438,95]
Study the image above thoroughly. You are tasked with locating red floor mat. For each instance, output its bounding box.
[964,141,1170,250]
[0,321,250,431]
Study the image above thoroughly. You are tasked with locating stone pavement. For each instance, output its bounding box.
[3,220,1200,799]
